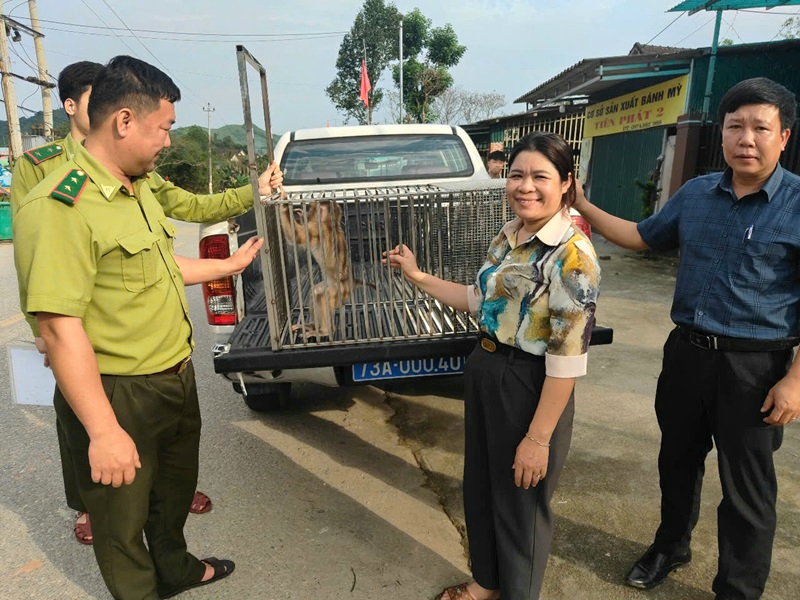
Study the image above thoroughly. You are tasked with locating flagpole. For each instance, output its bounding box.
[399,18,404,124]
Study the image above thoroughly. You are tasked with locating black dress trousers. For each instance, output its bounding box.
[652,327,789,600]
[463,343,575,600]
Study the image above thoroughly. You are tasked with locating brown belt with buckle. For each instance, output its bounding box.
[150,355,191,376]
[478,334,542,362]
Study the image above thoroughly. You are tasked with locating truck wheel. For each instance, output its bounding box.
[234,382,291,412]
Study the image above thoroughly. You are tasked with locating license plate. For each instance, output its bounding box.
[352,356,467,382]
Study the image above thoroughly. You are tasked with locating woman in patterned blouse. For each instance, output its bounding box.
[385,132,600,600]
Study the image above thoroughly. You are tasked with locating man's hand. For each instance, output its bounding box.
[573,179,591,213]
[762,373,800,425]
[225,236,264,276]
[258,161,284,197]
[34,336,51,368]
[88,425,142,487]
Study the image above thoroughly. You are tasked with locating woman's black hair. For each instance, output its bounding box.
[507,131,576,208]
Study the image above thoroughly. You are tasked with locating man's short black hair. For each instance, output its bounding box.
[57,61,105,105]
[718,77,797,130]
[487,150,506,162]
[88,55,181,127]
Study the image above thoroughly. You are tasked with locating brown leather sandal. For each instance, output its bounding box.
[189,490,213,514]
[73,512,92,545]
[436,583,478,600]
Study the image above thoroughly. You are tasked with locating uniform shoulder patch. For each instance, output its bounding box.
[23,142,65,165]
[51,169,89,206]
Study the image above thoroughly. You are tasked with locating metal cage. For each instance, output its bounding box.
[256,181,510,350]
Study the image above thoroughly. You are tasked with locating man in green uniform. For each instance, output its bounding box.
[12,60,277,545]
[13,55,276,600]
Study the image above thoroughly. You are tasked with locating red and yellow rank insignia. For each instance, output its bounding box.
[23,143,64,165]
[51,169,89,206]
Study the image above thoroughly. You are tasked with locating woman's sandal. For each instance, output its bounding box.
[189,490,213,514]
[160,557,235,599]
[73,512,93,545]
[435,583,478,600]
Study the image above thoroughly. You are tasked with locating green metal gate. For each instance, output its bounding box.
[589,127,666,222]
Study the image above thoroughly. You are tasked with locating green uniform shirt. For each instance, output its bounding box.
[15,144,204,375]
[10,135,78,218]
[11,134,256,335]
[11,133,255,220]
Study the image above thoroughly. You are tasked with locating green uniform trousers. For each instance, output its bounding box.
[57,413,86,512]
[53,362,206,600]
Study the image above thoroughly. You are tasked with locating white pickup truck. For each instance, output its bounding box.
[199,123,612,411]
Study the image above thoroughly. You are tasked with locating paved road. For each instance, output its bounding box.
[0,224,797,600]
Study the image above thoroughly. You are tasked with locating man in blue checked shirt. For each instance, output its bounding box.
[573,77,799,600]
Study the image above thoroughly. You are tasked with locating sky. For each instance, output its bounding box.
[2,0,798,135]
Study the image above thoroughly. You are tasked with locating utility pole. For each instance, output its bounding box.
[0,0,23,160]
[203,102,215,193]
[28,0,52,138]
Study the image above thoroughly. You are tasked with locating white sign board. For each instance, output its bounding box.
[7,344,55,406]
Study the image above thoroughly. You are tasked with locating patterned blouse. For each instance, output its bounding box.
[466,209,600,378]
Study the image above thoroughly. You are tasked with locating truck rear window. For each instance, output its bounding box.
[281,134,475,185]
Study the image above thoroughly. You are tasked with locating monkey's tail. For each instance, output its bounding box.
[352,278,377,291]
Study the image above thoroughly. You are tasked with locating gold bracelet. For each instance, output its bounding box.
[526,434,550,448]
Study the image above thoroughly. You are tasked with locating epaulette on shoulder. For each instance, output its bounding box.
[51,169,89,206]
[23,142,65,165]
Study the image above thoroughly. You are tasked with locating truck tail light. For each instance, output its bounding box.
[199,235,237,326]
[570,213,592,240]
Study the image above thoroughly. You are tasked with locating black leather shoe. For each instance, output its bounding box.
[624,545,692,589]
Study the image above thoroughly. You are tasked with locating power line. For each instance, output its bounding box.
[79,0,141,58]
[722,16,746,44]
[9,15,347,38]
[21,25,345,43]
[0,96,44,115]
[740,8,800,16]
[6,0,28,17]
[95,0,224,111]
[643,12,685,46]
[720,12,739,42]
[673,14,719,46]
[8,43,38,73]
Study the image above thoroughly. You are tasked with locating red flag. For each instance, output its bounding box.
[359,59,371,108]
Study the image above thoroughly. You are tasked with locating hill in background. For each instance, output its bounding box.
[198,123,281,153]
[0,108,70,145]
[1,108,280,151]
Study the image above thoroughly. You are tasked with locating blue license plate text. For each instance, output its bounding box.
[352,356,467,382]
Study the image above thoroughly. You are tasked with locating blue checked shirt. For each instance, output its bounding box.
[638,164,800,340]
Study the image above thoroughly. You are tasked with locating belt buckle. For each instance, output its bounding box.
[176,355,191,374]
[690,332,717,350]
[480,338,496,353]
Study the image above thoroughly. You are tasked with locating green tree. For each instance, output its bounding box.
[391,9,466,123]
[156,125,252,193]
[156,125,207,192]
[326,0,402,125]
[778,17,799,40]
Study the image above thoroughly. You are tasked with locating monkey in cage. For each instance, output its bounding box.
[277,198,358,339]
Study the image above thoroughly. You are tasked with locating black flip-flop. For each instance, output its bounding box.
[160,557,235,599]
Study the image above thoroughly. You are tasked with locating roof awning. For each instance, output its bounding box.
[669,1,800,13]
[514,51,698,106]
